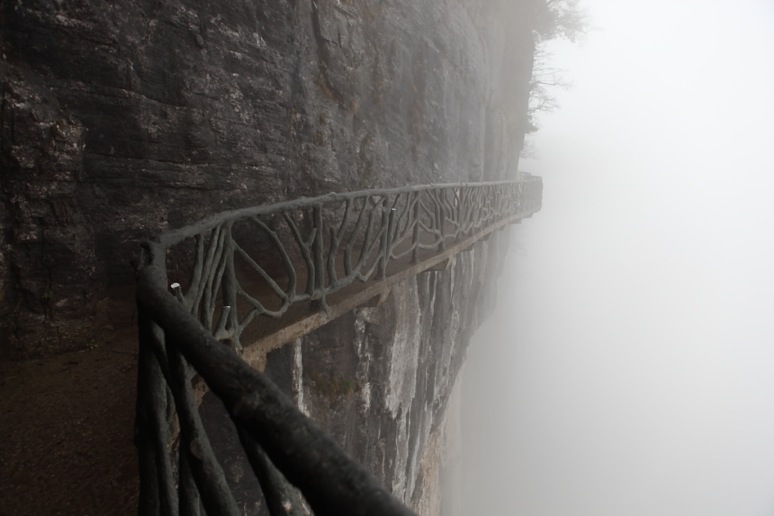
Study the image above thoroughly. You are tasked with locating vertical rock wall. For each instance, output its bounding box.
[263,227,515,511]
[0,0,543,513]
[1,0,536,358]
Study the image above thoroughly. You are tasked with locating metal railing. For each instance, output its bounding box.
[134,177,542,515]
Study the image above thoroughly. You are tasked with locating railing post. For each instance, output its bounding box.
[164,334,241,516]
[136,311,179,516]
[411,192,421,263]
[135,307,162,516]
[379,203,395,280]
[312,205,326,308]
[455,187,462,238]
[220,222,239,351]
[134,178,543,516]
[178,449,201,516]
[135,244,177,516]
[436,191,445,251]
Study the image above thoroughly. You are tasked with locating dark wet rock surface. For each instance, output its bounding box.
[1,0,534,357]
[0,0,537,513]
[262,229,515,509]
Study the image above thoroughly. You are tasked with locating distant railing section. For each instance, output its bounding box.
[156,177,542,351]
[134,177,542,515]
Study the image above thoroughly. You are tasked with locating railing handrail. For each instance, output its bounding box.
[136,254,416,515]
[156,177,541,247]
[134,177,542,515]
[150,177,542,352]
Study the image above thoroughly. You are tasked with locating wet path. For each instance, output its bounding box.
[0,328,139,515]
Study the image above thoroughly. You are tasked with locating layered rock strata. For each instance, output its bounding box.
[1,0,538,513]
[1,0,535,357]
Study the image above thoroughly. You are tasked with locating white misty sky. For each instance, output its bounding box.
[464,1,774,515]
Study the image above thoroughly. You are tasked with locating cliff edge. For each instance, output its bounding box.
[0,0,540,513]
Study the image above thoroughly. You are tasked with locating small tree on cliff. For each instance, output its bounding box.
[524,0,587,136]
[526,45,571,132]
[533,0,587,43]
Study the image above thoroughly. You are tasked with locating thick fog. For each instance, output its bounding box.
[462,1,774,514]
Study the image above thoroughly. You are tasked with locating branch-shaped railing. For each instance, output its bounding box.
[134,177,542,515]
[155,178,542,352]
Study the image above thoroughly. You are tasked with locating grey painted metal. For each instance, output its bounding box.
[134,177,542,515]
[156,180,534,246]
[136,254,417,516]
[152,177,542,352]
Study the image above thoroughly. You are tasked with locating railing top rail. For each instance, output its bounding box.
[136,262,416,516]
[155,178,539,247]
[134,176,543,514]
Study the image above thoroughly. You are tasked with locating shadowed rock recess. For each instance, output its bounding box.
[1,0,539,511]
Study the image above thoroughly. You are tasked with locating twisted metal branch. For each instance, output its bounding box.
[135,177,542,515]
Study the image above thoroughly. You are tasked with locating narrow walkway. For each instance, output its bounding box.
[0,178,542,515]
[0,326,140,515]
[152,180,541,367]
[133,179,542,513]
[239,207,527,369]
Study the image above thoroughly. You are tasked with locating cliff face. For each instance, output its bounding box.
[1,0,539,513]
[265,229,512,512]
[0,0,535,358]
[196,226,514,515]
